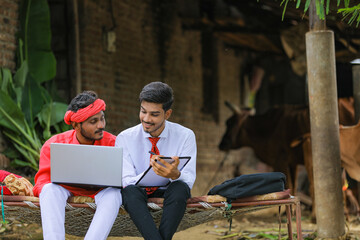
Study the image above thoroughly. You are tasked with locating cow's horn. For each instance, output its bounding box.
[225,101,241,114]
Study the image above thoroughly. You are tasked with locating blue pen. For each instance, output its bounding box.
[148,151,190,160]
[149,151,157,155]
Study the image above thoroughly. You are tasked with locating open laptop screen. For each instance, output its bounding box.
[50,143,123,188]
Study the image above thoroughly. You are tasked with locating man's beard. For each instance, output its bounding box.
[80,126,104,141]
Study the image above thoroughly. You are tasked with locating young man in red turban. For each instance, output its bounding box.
[33,91,121,240]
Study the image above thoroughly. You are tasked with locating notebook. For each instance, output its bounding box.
[50,143,123,188]
[135,156,191,187]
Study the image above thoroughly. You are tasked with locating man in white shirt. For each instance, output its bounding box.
[115,82,197,240]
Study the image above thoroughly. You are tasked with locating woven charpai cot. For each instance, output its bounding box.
[0,189,303,239]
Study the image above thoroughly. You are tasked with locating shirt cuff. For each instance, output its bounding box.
[169,171,183,182]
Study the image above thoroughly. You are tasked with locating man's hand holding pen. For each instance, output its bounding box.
[149,151,181,180]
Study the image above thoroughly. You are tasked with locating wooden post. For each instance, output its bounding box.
[352,64,360,207]
[305,0,345,238]
[352,65,360,123]
[68,0,82,96]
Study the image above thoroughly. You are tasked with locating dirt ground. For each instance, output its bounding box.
[1,207,360,240]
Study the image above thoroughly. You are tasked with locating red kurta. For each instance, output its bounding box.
[33,130,116,198]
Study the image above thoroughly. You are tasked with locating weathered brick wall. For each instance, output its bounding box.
[0,0,248,195]
[77,0,246,196]
[78,0,160,134]
[0,0,18,167]
[0,0,18,70]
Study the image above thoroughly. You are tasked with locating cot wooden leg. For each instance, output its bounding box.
[295,202,303,240]
[286,205,293,240]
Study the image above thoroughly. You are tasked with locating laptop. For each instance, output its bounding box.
[50,143,123,188]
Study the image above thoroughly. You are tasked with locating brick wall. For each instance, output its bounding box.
[0,0,249,195]
[77,0,246,195]
[0,0,18,167]
[0,0,18,70]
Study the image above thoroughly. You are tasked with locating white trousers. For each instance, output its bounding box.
[39,183,122,240]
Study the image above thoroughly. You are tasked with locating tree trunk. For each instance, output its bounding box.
[305,0,345,238]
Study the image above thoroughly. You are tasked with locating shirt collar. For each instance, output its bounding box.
[142,120,169,139]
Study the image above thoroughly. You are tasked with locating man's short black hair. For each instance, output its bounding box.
[139,82,174,111]
[67,90,98,112]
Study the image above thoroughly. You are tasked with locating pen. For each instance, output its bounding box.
[149,151,157,155]
[148,151,190,160]
[149,151,173,160]
[149,151,158,162]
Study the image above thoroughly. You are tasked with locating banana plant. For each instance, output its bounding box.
[0,69,69,170]
[0,0,70,170]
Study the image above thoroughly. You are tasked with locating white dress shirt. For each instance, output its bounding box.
[115,120,197,189]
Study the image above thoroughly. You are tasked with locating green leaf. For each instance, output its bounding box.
[39,84,52,104]
[3,146,21,159]
[43,129,51,140]
[18,0,29,61]
[11,142,39,167]
[11,159,33,167]
[0,90,27,133]
[0,69,18,103]
[21,75,46,127]
[13,86,23,106]
[0,68,12,93]
[27,0,52,49]
[52,122,71,134]
[3,131,40,159]
[13,60,28,88]
[344,0,350,8]
[281,0,289,20]
[304,0,311,13]
[326,0,330,14]
[38,102,68,127]
[20,0,56,83]
[28,50,56,83]
[50,102,68,126]
[338,4,360,27]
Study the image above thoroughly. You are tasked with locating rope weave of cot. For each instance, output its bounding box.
[199,201,214,208]
[147,202,162,210]
[0,191,299,237]
[86,203,97,210]
[23,201,38,209]
[65,203,76,211]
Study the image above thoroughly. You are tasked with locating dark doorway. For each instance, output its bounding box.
[48,0,78,102]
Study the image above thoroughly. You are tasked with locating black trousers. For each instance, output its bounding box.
[122,181,191,240]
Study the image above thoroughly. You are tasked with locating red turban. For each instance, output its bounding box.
[64,99,106,125]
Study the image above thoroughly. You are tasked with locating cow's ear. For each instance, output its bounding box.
[165,109,172,120]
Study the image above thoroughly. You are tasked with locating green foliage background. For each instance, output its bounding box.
[279,0,360,26]
[0,0,70,171]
